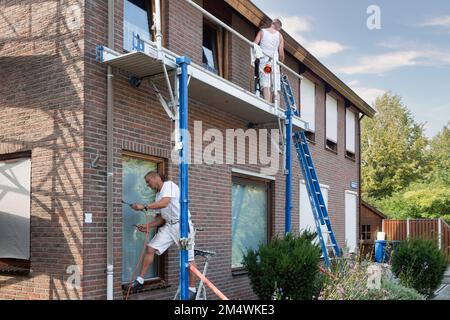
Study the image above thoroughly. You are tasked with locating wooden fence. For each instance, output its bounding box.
[383,218,450,257]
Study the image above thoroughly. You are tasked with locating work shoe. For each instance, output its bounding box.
[189,290,197,300]
[129,280,144,293]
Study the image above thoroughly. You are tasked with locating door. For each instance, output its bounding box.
[345,191,358,253]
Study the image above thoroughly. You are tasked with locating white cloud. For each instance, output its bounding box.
[281,15,313,36]
[269,13,348,59]
[345,80,385,105]
[353,87,386,105]
[337,49,450,75]
[420,16,450,29]
[306,41,347,58]
[338,51,421,75]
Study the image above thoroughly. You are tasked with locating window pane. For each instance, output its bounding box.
[232,181,267,268]
[123,0,151,52]
[0,157,31,260]
[202,24,218,74]
[122,155,158,283]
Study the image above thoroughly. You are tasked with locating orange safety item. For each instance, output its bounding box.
[189,264,229,300]
[263,63,272,74]
[125,215,151,300]
[320,266,337,280]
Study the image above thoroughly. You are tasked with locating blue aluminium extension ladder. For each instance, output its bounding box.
[280,75,342,268]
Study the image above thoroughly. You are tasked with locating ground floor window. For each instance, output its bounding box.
[0,152,31,274]
[231,175,271,269]
[121,151,165,284]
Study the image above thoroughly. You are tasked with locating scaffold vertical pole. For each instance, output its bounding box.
[177,56,191,300]
[285,104,293,235]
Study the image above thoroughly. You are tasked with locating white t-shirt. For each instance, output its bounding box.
[155,181,191,222]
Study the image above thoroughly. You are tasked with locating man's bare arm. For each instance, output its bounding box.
[132,197,170,211]
[254,30,263,44]
[137,214,165,232]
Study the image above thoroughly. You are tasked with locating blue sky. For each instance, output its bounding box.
[252,0,450,138]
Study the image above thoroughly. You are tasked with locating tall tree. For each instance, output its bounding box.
[428,121,450,183]
[361,93,428,199]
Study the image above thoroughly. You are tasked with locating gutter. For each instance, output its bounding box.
[106,0,114,301]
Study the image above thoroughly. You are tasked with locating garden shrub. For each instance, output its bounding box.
[242,231,322,300]
[391,238,448,296]
[319,256,424,300]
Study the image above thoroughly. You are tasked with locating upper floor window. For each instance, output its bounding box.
[346,109,356,158]
[123,0,153,52]
[326,94,338,152]
[300,77,316,137]
[202,19,226,77]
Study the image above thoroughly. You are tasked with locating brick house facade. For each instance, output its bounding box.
[0,0,375,300]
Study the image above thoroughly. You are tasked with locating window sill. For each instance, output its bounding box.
[231,268,248,277]
[345,153,356,162]
[325,146,338,155]
[0,259,31,276]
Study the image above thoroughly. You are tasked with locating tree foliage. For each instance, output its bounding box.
[371,179,450,221]
[361,93,429,199]
[362,93,449,220]
[427,121,450,183]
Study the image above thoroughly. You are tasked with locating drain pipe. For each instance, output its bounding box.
[106,0,115,301]
[154,0,163,54]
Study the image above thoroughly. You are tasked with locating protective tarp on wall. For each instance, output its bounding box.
[0,157,31,260]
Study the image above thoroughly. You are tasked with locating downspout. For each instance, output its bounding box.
[154,0,163,54]
[358,114,365,247]
[106,0,115,301]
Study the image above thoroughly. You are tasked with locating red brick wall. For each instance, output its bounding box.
[0,0,85,299]
[1,0,360,300]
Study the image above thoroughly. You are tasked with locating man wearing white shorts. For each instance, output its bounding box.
[253,19,285,103]
[129,171,196,298]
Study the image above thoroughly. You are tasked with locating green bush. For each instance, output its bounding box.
[242,231,322,300]
[391,238,448,296]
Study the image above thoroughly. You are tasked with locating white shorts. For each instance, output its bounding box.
[259,57,281,92]
[148,220,195,261]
